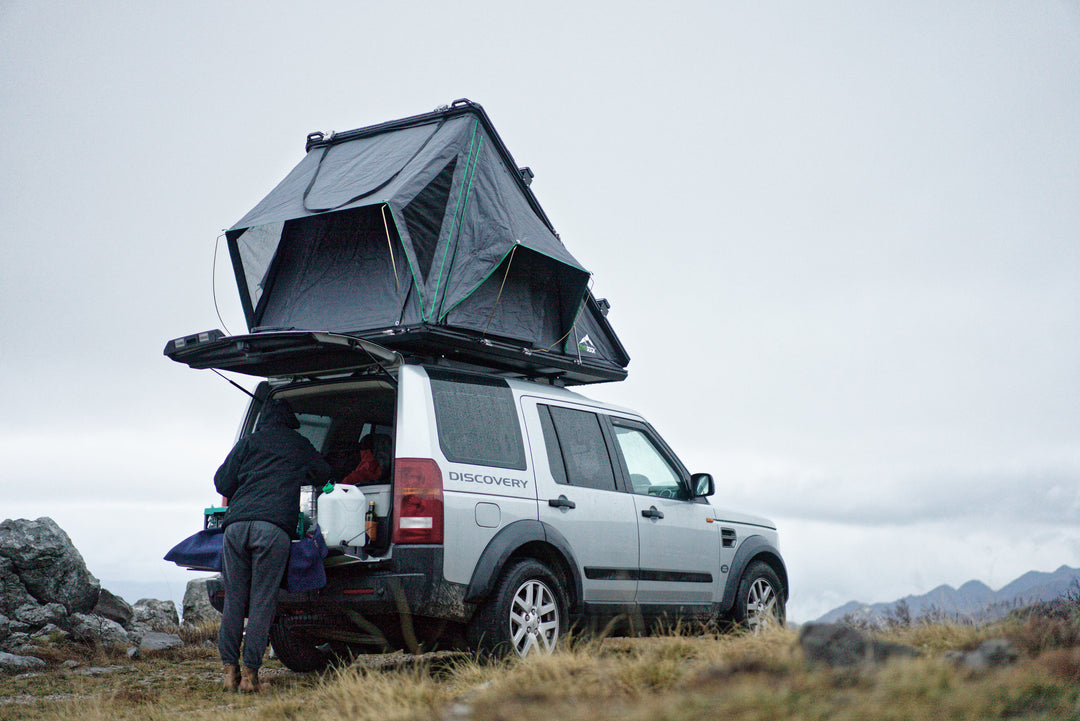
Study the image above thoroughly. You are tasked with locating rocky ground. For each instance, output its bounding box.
[0,517,221,673]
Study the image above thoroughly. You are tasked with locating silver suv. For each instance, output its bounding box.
[167,329,787,668]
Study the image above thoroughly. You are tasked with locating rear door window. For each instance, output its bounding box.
[541,405,618,492]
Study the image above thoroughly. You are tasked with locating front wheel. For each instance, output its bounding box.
[731,561,786,633]
[468,559,567,657]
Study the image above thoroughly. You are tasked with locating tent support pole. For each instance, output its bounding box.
[482,245,517,337]
[380,204,401,295]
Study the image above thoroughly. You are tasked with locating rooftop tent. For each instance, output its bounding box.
[224,100,628,384]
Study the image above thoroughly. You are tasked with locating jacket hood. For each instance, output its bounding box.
[260,399,300,430]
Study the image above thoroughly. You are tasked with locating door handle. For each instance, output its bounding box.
[641,506,664,519]
[548,495,576,509]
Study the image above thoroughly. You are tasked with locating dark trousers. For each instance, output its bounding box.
[218,520,290,669]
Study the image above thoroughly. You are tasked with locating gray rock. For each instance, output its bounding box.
[7,618,30,634]
[73,665,120,676]
[138,631,183,652]
[800,622,919,667]
[42,603,67,626]
[0,557,37,617]
[182,578,221,626]
[69,613,129,648]
[0,632,31,654]
[13,601,67,630]
[13,603,47,628]
[951,638,1020,671]
[0,651,45,671]
[31,623,69,643]
[0,518,100,613]
[133,598,179,631]
[93,588,134,628]
[126,646,140,660]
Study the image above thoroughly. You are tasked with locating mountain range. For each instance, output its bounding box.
[816,565,1080,625]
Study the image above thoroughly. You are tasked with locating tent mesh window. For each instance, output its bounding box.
[256,206,407,332]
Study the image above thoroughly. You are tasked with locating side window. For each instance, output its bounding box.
[428,370,527,470]
[295,413,333,451]
[612,424,687,500]
[542,405,618,492]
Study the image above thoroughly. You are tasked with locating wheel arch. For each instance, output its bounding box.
[719,534,788,615]
[464,519,583,614]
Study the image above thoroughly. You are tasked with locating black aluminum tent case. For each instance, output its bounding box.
[222,99,628,385]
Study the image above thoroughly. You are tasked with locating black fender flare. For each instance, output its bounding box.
[464,519,583,612]
[719,534,788,615]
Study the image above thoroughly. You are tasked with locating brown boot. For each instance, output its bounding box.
[222,664,240,692]
[239,665,262,693]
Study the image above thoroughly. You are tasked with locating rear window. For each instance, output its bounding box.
[428,369,527,470]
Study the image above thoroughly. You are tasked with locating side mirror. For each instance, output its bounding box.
[690,473,715,498]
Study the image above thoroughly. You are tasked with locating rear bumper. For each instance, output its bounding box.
[207,545,471,623]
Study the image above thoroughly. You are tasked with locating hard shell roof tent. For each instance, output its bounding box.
[219,99,628,385]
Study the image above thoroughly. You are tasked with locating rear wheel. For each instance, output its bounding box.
[468,559,567,657]
[269,615,330,672]
[732,561,785,633]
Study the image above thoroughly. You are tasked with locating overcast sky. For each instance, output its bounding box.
[2,2,1078,622]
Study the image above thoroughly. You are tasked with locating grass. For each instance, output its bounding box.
[3,604,1080,721]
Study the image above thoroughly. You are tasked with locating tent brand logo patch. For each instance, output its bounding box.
[577,334,597,354]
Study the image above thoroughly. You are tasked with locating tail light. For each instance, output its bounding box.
[392,458,444,544]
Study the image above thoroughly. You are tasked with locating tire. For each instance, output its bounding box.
[269,615,330,672]
[468,559,567,657]
[731,561,786,633]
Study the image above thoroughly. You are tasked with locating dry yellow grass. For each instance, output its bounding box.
[3,610,1079,721]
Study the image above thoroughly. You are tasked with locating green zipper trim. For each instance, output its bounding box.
[427,120,481,322]
[438,243,517,321]
[436,134,483,320]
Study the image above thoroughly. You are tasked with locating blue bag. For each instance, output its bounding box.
[286,525,329,592]
[164,526,224,571]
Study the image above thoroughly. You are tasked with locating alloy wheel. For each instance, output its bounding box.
[509,579,560,656]
[746,578,780,633]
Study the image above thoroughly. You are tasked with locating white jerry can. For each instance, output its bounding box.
[317,484,367,548]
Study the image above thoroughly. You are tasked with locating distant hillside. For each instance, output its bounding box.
[817,565,1080,625]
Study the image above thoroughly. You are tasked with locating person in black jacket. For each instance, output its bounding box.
[213,398,333,692]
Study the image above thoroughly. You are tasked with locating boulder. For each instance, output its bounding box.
[133,599,179,630]
[69,613,129,648]
[0,650,45,672]
[12,603,47,628]
[31,623,69,643]
[93,589,134,628]
[0,518,100,613]
[799,622,919,667]
[0,557,37,617]
[946,638,1019,671]
[138,631,183,652]
[182,578,221,626]
[0,632,32,654]
[0,613,10,640]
